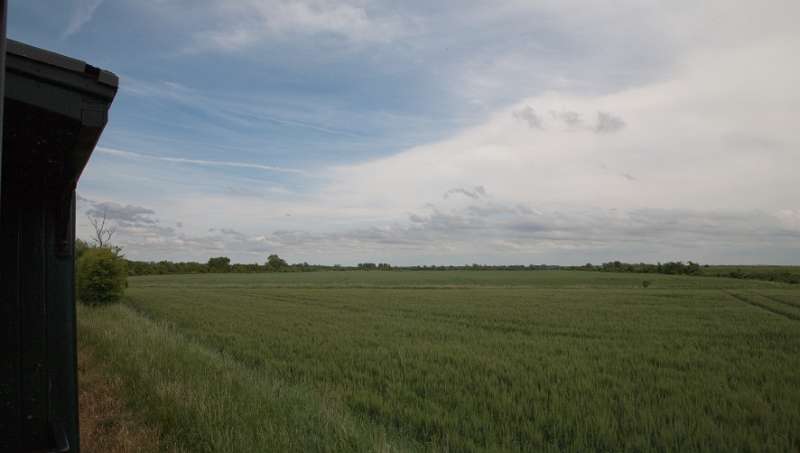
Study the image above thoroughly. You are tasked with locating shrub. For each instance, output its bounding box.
[75,238,90,260]
[642,280,651,288]
[77,247,127,305]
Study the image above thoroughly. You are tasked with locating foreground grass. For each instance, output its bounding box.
[78,345,172,453]
[77,304,403,453]
[80,271,800,452]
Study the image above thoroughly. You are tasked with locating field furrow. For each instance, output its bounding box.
[724,291,800,321]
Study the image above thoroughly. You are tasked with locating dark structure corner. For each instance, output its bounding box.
[0,17,118,452]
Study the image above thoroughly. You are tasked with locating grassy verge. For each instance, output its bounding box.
[77,303,406,453]
[78,343,172,453]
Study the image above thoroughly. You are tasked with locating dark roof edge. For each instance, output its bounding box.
[6,39,118,88]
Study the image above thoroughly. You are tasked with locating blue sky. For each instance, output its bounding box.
[9,0,800,265]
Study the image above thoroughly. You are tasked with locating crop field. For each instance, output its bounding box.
[77,271,800,452]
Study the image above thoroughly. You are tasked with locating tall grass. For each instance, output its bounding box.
[78,304,405,452]
[79,271,800,452]
[78,345,173,453]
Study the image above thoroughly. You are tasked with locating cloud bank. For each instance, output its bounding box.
[73,0,800,265]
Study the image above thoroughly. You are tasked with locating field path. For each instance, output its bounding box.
[758,293,800,310]
[723,291,800,321]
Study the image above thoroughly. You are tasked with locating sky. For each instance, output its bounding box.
[9,0,800,265]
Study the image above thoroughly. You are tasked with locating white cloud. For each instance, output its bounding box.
[63,0,105,38]
[322,32,799,215]
[77,1,800,264]
[189,0,413,52]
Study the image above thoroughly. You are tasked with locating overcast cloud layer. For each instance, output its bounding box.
[11,0,800,264]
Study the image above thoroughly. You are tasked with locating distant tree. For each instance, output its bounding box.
[265,254,288,272]
[207,256,231,273]
[88,210,116,247]
[642,280,651,288]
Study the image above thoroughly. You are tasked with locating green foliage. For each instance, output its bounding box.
[357,262,392,270]
[77,247,127,305]
[702,265,800,285]
[265,254,288,272]
[122,257,799,286]
[207,256,231,273]
[75,238,90,260]
[579,262,799,285]
[589,260,703,275]
[78,271,800,452]
[128,254,310,275]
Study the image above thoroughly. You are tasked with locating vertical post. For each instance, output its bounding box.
[0,0,6,186]
[0,0,8,208]
[0,2,9,449]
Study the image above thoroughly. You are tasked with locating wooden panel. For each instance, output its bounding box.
[19,186,49,450]
[0,170,21,452]
[46,192,80,452]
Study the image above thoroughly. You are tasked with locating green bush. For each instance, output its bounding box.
[77,247,127,305]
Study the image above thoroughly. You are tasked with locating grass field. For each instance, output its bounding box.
[78,270,800,452]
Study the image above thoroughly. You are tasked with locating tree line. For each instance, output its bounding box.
[126,259,569,276]
[125,259,713,277]
[89,233,796,286]
[578,261,703,275]
[707,267,800,284]
[119,255,800,285]
[573,261,798,284]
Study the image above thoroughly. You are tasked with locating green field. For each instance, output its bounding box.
[78,270,800,452]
